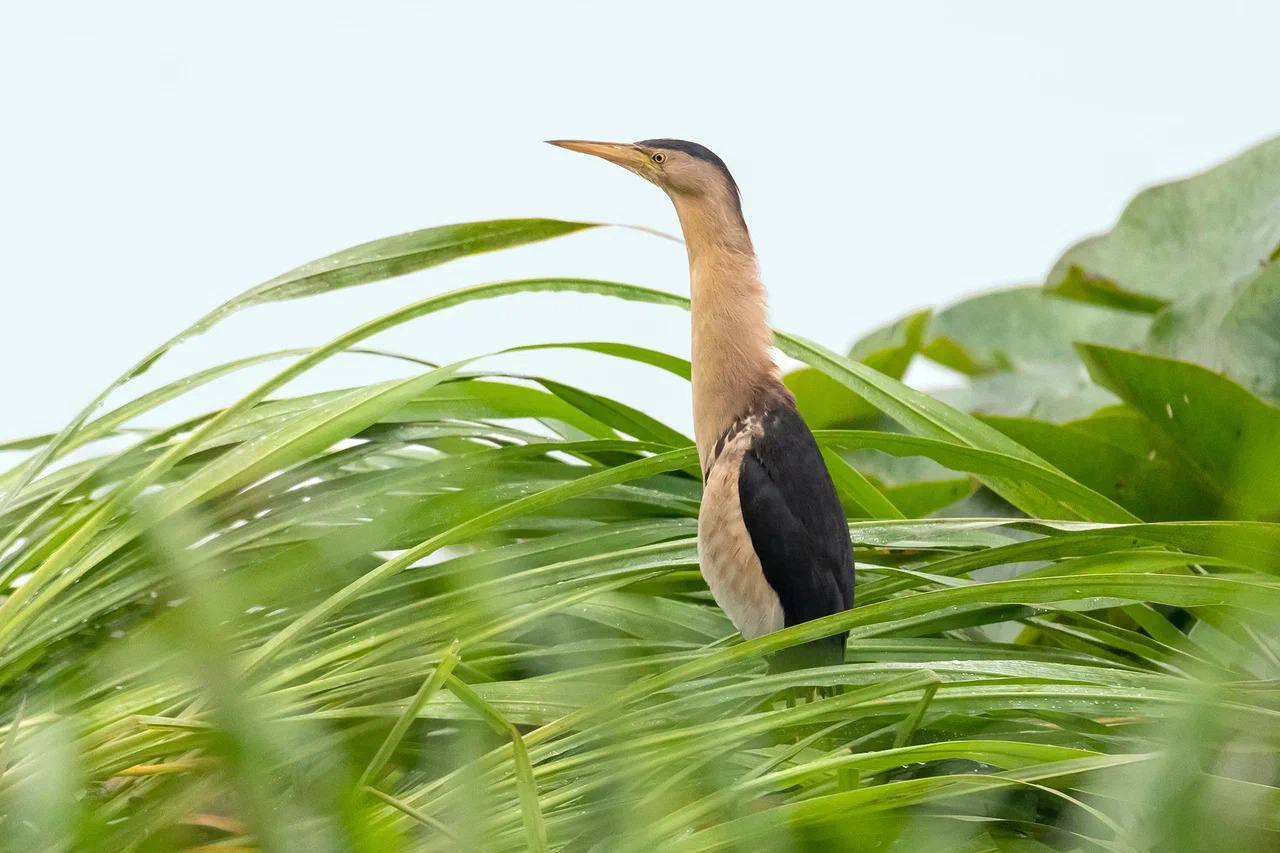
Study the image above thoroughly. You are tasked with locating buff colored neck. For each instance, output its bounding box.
[670,189,790,470]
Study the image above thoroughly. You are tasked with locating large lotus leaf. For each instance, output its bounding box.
[921,287,1148,375]
[982,409,1220,521]
[931,364,1117,424]
[1078,344,1280,520]
[1147,259,1280,404]
[1048,135,1280,306]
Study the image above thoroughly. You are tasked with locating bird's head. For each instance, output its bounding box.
[547,138,742,211]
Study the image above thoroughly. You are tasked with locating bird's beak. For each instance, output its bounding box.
[546,139,648,172]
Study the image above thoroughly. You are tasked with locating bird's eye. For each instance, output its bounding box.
[651,152,666,164]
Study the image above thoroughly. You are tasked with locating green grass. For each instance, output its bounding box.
[3,137,1280,851]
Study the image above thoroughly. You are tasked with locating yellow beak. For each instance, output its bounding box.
[546,139,647,171]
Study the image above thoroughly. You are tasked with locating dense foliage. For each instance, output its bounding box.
[2,139,1280,851]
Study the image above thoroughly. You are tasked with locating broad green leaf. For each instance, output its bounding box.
[1148,259,1280,403]
[1047,135,1280,306]
[932,363,1117,423]
[921,287,1147,375]
[982,410,1220,521]
[849,309,934,374]
[785,368,871,429]
[1078,344,1280,519]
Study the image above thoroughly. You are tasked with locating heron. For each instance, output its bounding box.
[549,139,854,670]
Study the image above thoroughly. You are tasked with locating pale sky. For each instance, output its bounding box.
[3,1,1279,442]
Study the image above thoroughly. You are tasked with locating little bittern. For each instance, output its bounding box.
[550,138,854,668]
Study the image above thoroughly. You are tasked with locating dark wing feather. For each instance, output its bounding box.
[737,406,854,668]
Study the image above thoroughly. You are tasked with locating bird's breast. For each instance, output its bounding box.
[697,415,783,640]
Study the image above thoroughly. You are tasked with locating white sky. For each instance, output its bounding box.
[3,1,1279,442]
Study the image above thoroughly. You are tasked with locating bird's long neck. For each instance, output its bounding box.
[672,192,792,470]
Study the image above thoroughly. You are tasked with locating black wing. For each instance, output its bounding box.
[737,406,854,667]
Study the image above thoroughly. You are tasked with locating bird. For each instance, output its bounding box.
[548,138,854,670]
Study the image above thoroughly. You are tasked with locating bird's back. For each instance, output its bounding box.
[698,403,854,669]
